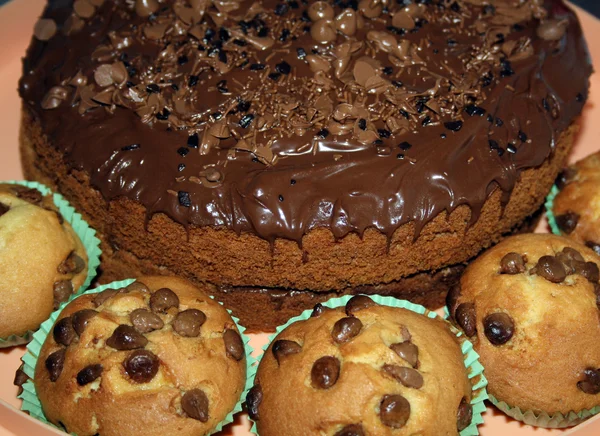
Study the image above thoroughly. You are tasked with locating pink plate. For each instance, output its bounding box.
[0,1,599,435]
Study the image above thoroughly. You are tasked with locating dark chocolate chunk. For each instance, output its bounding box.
[272,339,302,364]
[576,261,600,283]
[446,283,461,317]
[382,364,423,388]
[76,364,103,386]
[311,303,325,317]
[53,280,74,309]
[0,202,9,216]
[555,212,580,234]
[577,368,600,394]
[331,317,363,344]
[15,187,43,204]
[187,134,199,148]
[334,424,365,436]
[276,61,291,75]
[455,303,477,337]
[345,295,375,315]
[457,397,473,431]
[223,328,245,361]
[178,191,192,207]
[172,309,206,337]
[555,167,577,190]
[399,141,412,150]
[465,105,486,117]
[57,252,86,275]
[390,341,419,368]
[45,349,66,382]
[483,313,515,345]
[444,120,463,132]
[246,384,263,421]
[586,241,600,256]
[92,289,118,307]
[311,356,340,389]
[123,350,159,383]
[53,316,76,346]
[182,389,209,422]
[130,309,164,333]
[149,288,179,313]
[500,252,526,274]
[106,325,148,350]
[71,309,98,336]
[532,256,567,283]
[379,394,410,428]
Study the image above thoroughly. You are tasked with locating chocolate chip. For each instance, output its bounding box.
[483,313,515,345]
[334,424,365,436]
[500,252,526,274]
[178,191,192,207]
[130,309,164,333]
[311,303,326,317]
[345,295,375,315]
[15,187,42,204]
[182,389,209,422]
[125,281,151,294]
[577,368,600,394]
[457,397,473,431]
[455,303,477,337]
[106,325,148,350]
[172,309,206,337]
[246,384,263,421]
[13,368,29,395]
[58,252,86,275]
[92,289,119,307]
[71,309,98,336]
[53,280,74,309]
[532,256,567,283]
[382,364,423,389]
[224,329,245,361]
[379,394,410,428]
[45,349,66,382]
[123,350,159,383]
[331,317,362,344]
[53,317,76,346]
[465,105,486,117]
[275,61,291,75]
[576,261,600,283]
[390,341,419,368]
[586,241,600,256]
[556,247,584,274]
[272,339,302,364]
[556,212,580,234]
[446,284,461,317]
[76,364,103,386]
[0,202,8,217]
[311,356,340,389]
[149,288,179,313]
[555,167,577,190]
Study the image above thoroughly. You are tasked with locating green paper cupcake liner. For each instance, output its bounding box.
[489,394,600,429]
[0,180,101,348]
[18,278,255,436]
[248,295,488,436]
[545,184,561,236]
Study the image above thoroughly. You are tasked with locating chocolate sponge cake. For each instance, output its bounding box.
[19,0,591,330]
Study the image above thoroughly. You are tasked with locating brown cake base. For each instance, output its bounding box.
[20,106,575,331]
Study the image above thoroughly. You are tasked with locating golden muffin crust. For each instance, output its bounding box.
[448,234,600,414]
[553,151,600,252]
[0,184,87,338]
[34,276,247,436]
[248,297,473,435]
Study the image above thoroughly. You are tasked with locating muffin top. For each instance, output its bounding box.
[0,184,87,338]
[448,233,600,414]
[248,296,473,435]
[553,151,600,252]
[20,0,590,242]
[34,276,247,436]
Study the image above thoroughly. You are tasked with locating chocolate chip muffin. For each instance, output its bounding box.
[448,233,600,417]
[553,151,600,254]
[0,183,88,340]
[34,276,247,436]
[247,296,473,435]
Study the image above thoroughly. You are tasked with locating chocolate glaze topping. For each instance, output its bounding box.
[20,0,591,243]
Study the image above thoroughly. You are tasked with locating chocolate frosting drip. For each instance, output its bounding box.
[20,0,591,242]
